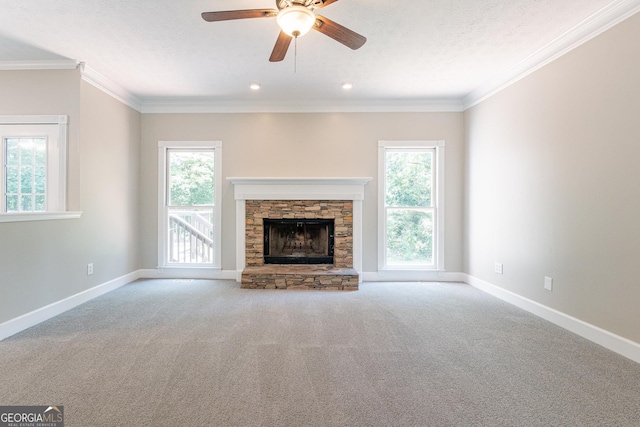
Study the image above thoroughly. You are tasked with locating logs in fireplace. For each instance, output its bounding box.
[263,218,334,264]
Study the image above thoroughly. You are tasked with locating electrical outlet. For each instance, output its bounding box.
[544,276,553,291]
[87,263,94,276]
[494,263,503,275]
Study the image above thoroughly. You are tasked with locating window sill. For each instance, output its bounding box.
[0,211,82,223]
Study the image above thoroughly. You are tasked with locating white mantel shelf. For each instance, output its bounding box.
[227,177,372,282]
[227,177,372,185]
[227,177,372,201]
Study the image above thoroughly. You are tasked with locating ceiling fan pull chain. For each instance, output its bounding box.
[294,36,298,73]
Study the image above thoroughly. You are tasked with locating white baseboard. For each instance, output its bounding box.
[463,274,640,364]
[138,268,237,280]
[0,270,141,341]
[362,270,465,282]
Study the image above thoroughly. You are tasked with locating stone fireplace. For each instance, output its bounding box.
[228,177,371,290]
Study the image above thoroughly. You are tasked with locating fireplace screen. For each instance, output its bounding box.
[264,219,334,264]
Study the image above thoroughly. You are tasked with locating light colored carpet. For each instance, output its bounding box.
[1,280,639,426]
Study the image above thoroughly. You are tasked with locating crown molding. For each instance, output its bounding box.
[0,59,79,70]
[79,64,142,112]
[139,97,465,114]
[463,0,640,110]
[0,60,143,112]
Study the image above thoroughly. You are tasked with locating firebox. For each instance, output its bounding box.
[263,219,334,264]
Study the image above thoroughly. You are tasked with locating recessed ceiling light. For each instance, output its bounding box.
[250,83,261,90]
[342,83,353,90]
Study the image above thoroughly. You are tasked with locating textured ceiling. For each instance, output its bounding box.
[0,0,637,111]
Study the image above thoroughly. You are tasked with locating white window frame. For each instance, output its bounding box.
[378,140,445,271]
[157,141,222,271]
[0,115,80,223]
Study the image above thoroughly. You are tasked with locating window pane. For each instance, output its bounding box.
[6,195,18,212]
[167,208,214,264]
[6,166,18,193]
[6,139,19,164]
[20,141,34,164]
[386,209,433,265]
[21,195,33,211]
[34,139,47,165]
[35,167,46,194]
[168,151,215,206]
[385,150,432,207]
[35,195,46,211]
[4,137,49,213]
[21,166,33,193]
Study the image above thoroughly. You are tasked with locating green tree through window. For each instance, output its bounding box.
[385,151,432,207]
[169,151,215,207]
[379,141,440,269]
[4,137,47,212]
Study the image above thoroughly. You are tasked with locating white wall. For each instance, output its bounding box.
[0,69,141,325]
[79,81,141,286]
[140,112,465,274]
[464,13,640,343]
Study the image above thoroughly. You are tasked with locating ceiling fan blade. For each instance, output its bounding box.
[313,15,366,50]
[314,0,340,8]
[270,31,292,62]
[201,9,277,22]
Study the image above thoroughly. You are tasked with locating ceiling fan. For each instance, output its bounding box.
[201,0,367,62]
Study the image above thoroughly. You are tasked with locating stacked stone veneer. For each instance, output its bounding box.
[242,200,358,290]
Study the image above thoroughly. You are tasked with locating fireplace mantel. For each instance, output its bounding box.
[227,177,371,201]
[227,177,372,185]
[227,177,372,282]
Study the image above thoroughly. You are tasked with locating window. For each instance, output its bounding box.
[158,141,222,270]
[0,116,76,222]
[378,140,444,270]
[5,136,47,212]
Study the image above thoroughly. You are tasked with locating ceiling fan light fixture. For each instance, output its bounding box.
[276,6,316,37]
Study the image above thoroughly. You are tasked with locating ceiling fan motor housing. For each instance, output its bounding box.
[276,0,322,11]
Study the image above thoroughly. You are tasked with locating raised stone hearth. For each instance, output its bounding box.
[228,177,372,290]
[241,265,359,290]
